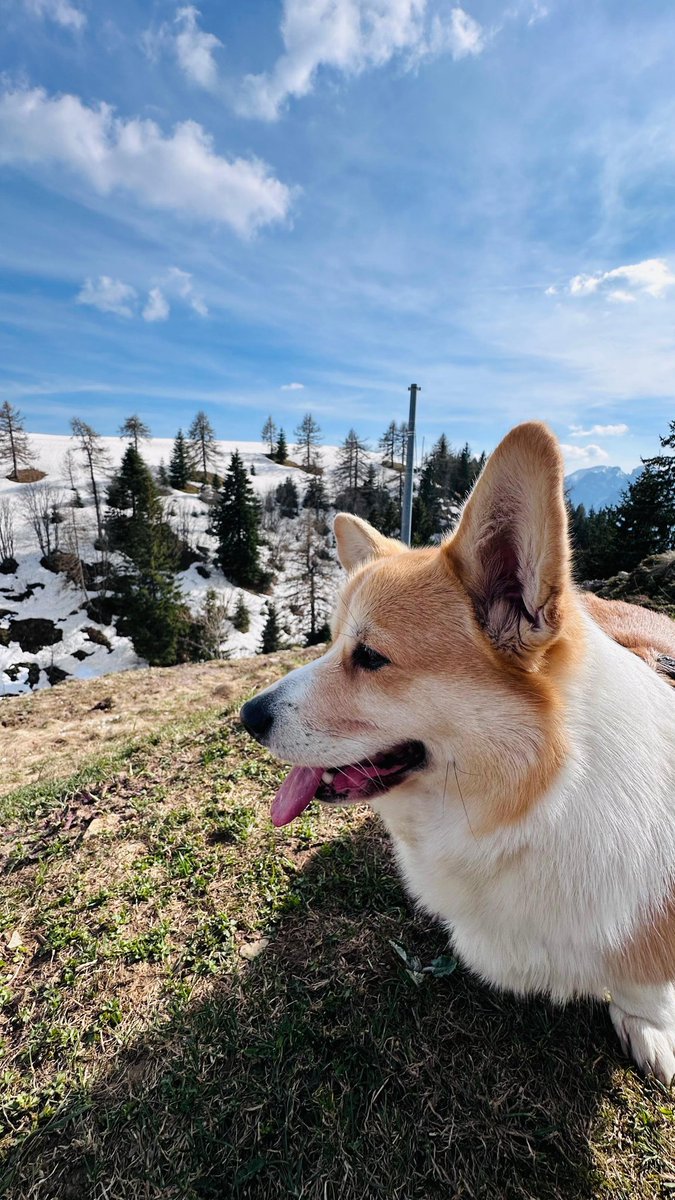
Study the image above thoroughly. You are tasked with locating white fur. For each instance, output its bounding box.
[257,607,675,1080]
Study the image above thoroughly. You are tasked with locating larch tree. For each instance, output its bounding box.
[0,402,36,480]
[119,414,151,451]
[262,416,278,455]
[188,410,220,482]
[294,413,322,471]
[70,417,111,543]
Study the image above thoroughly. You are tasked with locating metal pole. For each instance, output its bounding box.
[400,383,419,545]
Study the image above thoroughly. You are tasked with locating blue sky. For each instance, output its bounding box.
[1,0,675,470]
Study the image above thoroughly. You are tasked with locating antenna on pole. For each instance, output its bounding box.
[400,383,419,546]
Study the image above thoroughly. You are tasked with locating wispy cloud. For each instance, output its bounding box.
[552,258,675,302]
[142,288,170,322]
[76,276,137,318]
[143,6,223,92]
[559,443,610,466]
[23,0,86,31]
[238,1,485,120]
[570,423,629,437]
[0,86,294,236]
[165,266,208,316]
[280,381,304,391]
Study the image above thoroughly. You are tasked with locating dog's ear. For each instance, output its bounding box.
[446,422,571,660]
[334,514,404,572]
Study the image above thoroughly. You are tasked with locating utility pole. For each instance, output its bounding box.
[400,383,419,545]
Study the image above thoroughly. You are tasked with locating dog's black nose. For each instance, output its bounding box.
[240,696,274,744]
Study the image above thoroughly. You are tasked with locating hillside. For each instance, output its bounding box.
[1,657,674,1199]
[0,434,347,697]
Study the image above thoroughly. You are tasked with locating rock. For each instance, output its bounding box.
[83,626,112,651]
[239,938,270,961]
[83,813,120,839]
[44,664,70,686]
[6,929,23,950]
[0,557,18,575]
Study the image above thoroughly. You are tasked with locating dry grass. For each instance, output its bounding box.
[0,662,674,1198]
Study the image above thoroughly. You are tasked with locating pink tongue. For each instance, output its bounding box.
[271,766,325,827]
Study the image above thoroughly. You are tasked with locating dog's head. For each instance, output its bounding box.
[241,422,580,831]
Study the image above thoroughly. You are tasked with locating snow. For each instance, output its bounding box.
[0,433,348,697]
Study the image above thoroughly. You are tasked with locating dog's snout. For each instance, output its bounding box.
[240,695,274,744]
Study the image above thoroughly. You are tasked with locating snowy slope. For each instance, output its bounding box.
[0,434,348,697]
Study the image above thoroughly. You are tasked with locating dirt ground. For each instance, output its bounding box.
[0,649,317,797]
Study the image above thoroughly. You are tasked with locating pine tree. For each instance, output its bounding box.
[294,413,322,471]
[157,461,169,487]
[0,401,36,480]
[212,450,261,588]
[304,475,329,515]
[275,476,300,518]
[262,416,278,455]
[232,594,250,632]
[275,428,288,464]
[260,603,282,653]
[169,430,191,489]
[70,417,110,543]
[614,460,675,570]
[188,410,220,482]
[105,446,190,666]
[119,414,151,450]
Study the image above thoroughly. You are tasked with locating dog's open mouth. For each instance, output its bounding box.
[271,740,426,827]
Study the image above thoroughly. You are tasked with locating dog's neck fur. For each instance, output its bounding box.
[373,605,675,1001]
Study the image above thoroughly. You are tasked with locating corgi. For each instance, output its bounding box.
[241,422,675,1084]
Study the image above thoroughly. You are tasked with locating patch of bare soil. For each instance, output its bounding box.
[0,648,318,797]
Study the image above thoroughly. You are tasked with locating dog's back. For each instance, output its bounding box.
[582,592,675,684]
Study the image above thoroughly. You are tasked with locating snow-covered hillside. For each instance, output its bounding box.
[0,434,345,697]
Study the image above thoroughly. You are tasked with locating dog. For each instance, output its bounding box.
[241,422,675,1083]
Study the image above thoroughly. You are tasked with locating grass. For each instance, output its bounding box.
[0,685,674,1198]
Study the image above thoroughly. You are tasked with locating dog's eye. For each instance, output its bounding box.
[353,642,390,671]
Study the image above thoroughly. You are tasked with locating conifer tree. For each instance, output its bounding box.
[260,602,282,653]
[262,416,277,455]
[212,450,261,588]
[614,457,675,570]
[335,429,369,492]
[275,428,288,464]
[70,417,110,543]
[105,446,190,666]
[169,430,191,489]
[294,413,322,471]
[304,474,329,515]
[379,421,398,467]
[232,594,250,632]
[286,512,335,644]
[275,476,300,518]
[188,410,220,482]
[119,414,151,450]
[0,402,35,480]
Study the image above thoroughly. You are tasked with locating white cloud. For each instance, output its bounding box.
[280,381,305,390]
[165,266,208,316]
[563,258,675,302]
[143,288,170,322]
[238,1,485,120]
[569,423,629,438]
[23,0,86,31]
[76,276,137,318]
[174,6,223,90]
[0,86,293,237]
[559,443,610,466]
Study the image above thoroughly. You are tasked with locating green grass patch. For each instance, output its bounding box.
[0,705,674,1199]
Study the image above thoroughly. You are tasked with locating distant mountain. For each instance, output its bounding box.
[564,465,642,512]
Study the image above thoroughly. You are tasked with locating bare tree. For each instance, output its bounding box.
[60,507,89,599]
[188,411,221,482]
[70,418,111,543]
[119,414,151,450]
[21,484,65,560]
[0,402,36,480]
[0,497,15,562]
[261,416,277,455]
[294,413,323,471]
[284,511,335,644]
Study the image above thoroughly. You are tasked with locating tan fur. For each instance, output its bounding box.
[582,592,675,684]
